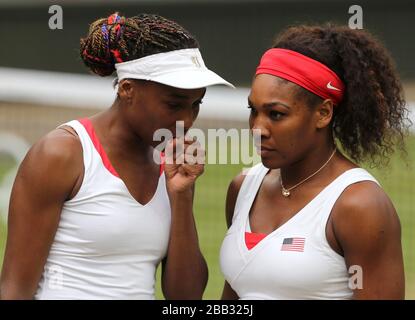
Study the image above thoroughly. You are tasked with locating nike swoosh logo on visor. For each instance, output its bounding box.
[326,81,341,91]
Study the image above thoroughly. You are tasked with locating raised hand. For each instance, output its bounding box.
[163,136,205,195]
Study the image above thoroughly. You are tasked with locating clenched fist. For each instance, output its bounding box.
[163,136,205,194]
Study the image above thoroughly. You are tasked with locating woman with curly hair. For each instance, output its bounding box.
[220,25,408,300]
[0,12,233,299]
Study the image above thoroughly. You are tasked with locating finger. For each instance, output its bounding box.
[175,152,185,165]
[183,134,198,144]
[167,137,204,165]
[184,142,205,165]
[195,148,206,165]
[164,139,175,165]
[166,137,186,162]
[181,163,205,177]
[174,136,185,156]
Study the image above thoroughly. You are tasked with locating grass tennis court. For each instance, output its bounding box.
[1,136,414,299]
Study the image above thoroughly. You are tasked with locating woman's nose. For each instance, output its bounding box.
[251,116,271,139]
[179,108,195,133]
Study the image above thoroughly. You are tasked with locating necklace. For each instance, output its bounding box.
[280,148,337,197]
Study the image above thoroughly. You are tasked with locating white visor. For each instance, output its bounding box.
[114,48,234,89]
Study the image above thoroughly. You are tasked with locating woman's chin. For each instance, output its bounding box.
[260,156,282,169]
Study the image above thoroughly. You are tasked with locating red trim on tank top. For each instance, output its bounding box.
[79,118,164,178]
[78,118,120,178]
[160,151,165,175]
[245,232,267,250]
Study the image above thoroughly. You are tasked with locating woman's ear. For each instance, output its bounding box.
[117,79,134,102]
[315,99,335,129]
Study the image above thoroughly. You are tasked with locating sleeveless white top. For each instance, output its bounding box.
[220,163,379,300]
[35,119,171,300]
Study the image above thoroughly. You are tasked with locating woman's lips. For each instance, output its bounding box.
[256,145,275,157]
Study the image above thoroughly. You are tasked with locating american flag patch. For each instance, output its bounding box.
[281,237,305,252]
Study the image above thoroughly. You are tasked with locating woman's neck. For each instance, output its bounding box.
[279,142,337,189]
[91,105,153,163]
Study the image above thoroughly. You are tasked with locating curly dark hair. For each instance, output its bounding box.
[80,12,199,77]
[273,24,410,166]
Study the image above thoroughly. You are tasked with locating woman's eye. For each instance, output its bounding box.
[193,100,203,108]
[270,110,283,120]
[247,106,257,115]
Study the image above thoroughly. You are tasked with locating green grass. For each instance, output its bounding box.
[0,222,6,269]
[0,157,13,271]
[1,137,414,299]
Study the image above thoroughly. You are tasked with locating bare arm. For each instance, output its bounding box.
[161,186,208,299]
[331,181,405,299]
[0,129,82,299]
[221,173,245,300]
[161,138,208,299]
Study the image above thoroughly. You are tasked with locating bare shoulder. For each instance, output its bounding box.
[331,180,401,252]
[17,127,83,195]
[27,127,81,164]
[330,178,404,298]
[333,180,398,224]
[227,173,246,199]
[225,173,247,228]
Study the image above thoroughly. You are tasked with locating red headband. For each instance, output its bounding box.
[256,48,345,105]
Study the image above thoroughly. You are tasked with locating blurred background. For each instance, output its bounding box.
[0,0,414,299]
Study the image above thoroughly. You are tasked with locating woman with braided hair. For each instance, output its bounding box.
[0,12,233,299]
[220,24,408,299]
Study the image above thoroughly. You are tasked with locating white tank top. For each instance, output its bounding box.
[220,163,379,300]
[35,119,171,300]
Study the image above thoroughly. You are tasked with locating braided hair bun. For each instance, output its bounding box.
[80,12,199,77]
